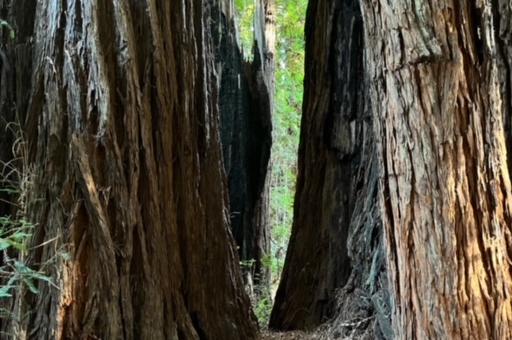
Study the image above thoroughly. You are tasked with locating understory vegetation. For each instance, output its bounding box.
[235,0,307,325]
[0,122,55,336]
[0,23,53,334]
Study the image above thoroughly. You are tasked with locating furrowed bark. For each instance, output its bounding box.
[1,0,259,339]
[360,0,512,337]
[270,1,388,335]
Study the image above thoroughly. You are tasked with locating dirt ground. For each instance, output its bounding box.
[260,319,374,340]
[261,330,322,339]
[260,322,339,340]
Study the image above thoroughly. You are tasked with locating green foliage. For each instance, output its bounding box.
[234,0,255,58]
[0,121,52,327]
[0,190,48,313]
[234,0,307,325]
[254,294,272,326]
[0,20,15,39]
[269,0,307,286]
[236,0,307,288]
[239,256,274,326]
[239,258,256,270]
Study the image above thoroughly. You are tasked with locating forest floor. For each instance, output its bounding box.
[261,330,323,339]
[260,322,342,340]
[256,288,373,339]
[259,320,373,339]
[261,328,368,340]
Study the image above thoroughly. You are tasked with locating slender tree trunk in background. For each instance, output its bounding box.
[1,0,259,339]
[214,0,274,289]
[361,0,512,337]
[251,0,275,289]
[497,1,512,171]
[270,1,389,335]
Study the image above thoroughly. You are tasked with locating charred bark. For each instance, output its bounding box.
[360,0,512,337]
[249,0,275,287]
[270,1,388,335]
[494,0,512,172]
[213,0,274,288]
[1,0,259,339]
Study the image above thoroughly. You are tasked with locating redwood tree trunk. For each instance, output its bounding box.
[1,0,258,339]
[270,0,385,332]
[271,0,512,339]
[251,0,275,289]
[360,0,512,337]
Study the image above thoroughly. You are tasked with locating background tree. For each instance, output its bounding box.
[250,0,276,290]
[215,0,275,290]
[270,1,389,337]
[0,0,259,338]
[236,0,308,295]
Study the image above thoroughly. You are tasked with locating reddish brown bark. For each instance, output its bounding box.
[360,0,512,337]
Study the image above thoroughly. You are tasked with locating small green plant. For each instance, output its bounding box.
[0,19,15,72]
[238,256,274,326]
[254,295,272,326]
[0,121,52,330]
[0,20,15,39]
[0,217,51,300]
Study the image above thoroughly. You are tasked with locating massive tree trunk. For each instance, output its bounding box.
[1,0,259,339]
[270,1,388,335]
[272,0,512,339]
[361,0,512,338]
[213,0,275,289]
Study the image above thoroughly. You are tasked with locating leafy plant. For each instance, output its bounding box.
[0,218,51,299]
[269,0,306,288]
[0,121,52,330]
[254,295,272,326]
[234,0,255,58]
[0,20,15,39]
